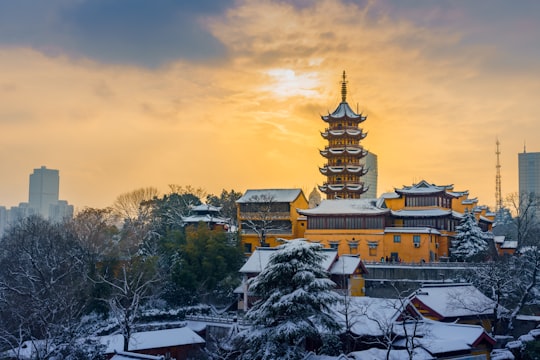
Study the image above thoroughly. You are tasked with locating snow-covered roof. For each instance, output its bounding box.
[4,327,204,359]
[412,283,497,318]
[393,320,495,355]
[182,214,229,224]
[111,351,164,360]
[384,227,441,235]
[500,240,518,249]
[239,244,338,274]
[349,347,434,360]
[100,327,205,354]
[236,189,303,203]
[297,199,388,216]
[331,297,405,336]
[321,101,365,120]
[395,180,458,196]
[494,235,505,244]
[329,255,363,275]
[391,209,463,218]
[191,204,221,213]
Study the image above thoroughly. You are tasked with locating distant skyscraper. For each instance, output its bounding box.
[29,166,60,219]
[518,151,540,198]
[360,152,378,198]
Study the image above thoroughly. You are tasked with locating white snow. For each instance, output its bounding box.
[236,189,302,203]
[99,327,205,354]
[239,244,338,274]
[412,283,497,318]
[298,199,388,215]
[349,347,434,360]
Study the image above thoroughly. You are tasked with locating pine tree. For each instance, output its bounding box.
[450,210,489,262]
[233,239,342,359]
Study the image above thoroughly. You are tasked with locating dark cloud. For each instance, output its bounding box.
[0,0,235,67]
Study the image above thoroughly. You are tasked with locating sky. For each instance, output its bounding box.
[1,0,539,211]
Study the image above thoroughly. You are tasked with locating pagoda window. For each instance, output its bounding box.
[329,241,340,250]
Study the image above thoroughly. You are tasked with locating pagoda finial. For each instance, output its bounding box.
[341,70,348,102]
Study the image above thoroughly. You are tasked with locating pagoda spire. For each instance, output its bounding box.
[341,70,348,102]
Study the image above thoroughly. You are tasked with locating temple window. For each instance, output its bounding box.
[368,241,378,256]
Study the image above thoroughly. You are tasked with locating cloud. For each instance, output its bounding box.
[1,0,540,209]
[0,0,235,67]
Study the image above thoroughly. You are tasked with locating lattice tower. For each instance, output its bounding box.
[495,138,503,211]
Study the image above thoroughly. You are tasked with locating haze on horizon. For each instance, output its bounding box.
[1,0,539,210]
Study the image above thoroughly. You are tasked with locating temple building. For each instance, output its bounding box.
[298,180,495,263]
[318,71,370,199]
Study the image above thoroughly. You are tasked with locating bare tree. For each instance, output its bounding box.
[112,187,160,222]
[68,207,119,258]
[504,192,540,247]
[95,256,160,351]
[239,195,291,247]
[168,184,207,201]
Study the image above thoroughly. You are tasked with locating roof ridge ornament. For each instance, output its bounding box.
[341,70,347,102]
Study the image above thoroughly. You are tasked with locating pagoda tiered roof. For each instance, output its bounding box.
[318,182,368,194]
[321,128,367,139]
[319,146,368,157]
[319,164,368,175]
[321,101,367,121]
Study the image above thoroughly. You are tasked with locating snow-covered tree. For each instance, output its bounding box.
[0,216,92,358]
[450,210,489,262]
[95,256,160,351]
[232,239,341,359]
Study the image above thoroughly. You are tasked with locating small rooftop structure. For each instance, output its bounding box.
[182,203,229,229]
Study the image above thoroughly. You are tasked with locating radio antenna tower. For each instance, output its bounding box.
[495,138,503,211]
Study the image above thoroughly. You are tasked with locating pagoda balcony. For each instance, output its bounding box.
[319,182,367,193]
[321,128,367,140]
[319,164,368,175]
[319,146,368,157]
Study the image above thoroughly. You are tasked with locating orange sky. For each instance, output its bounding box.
[1,0,539,210]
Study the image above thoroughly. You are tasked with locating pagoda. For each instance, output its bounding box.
[318,71,369,199]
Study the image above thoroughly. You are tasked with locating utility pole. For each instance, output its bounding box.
[495,138,503,211]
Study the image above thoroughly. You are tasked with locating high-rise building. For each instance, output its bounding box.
[318,71,370,199]
[518,151,540,215]
[360,152,378,199]
[29,166,60,219]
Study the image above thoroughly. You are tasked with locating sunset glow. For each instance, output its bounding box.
[1,0,539,210]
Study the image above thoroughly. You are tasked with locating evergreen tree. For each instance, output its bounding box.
[450,210,489,262]
[233,240,341,359]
